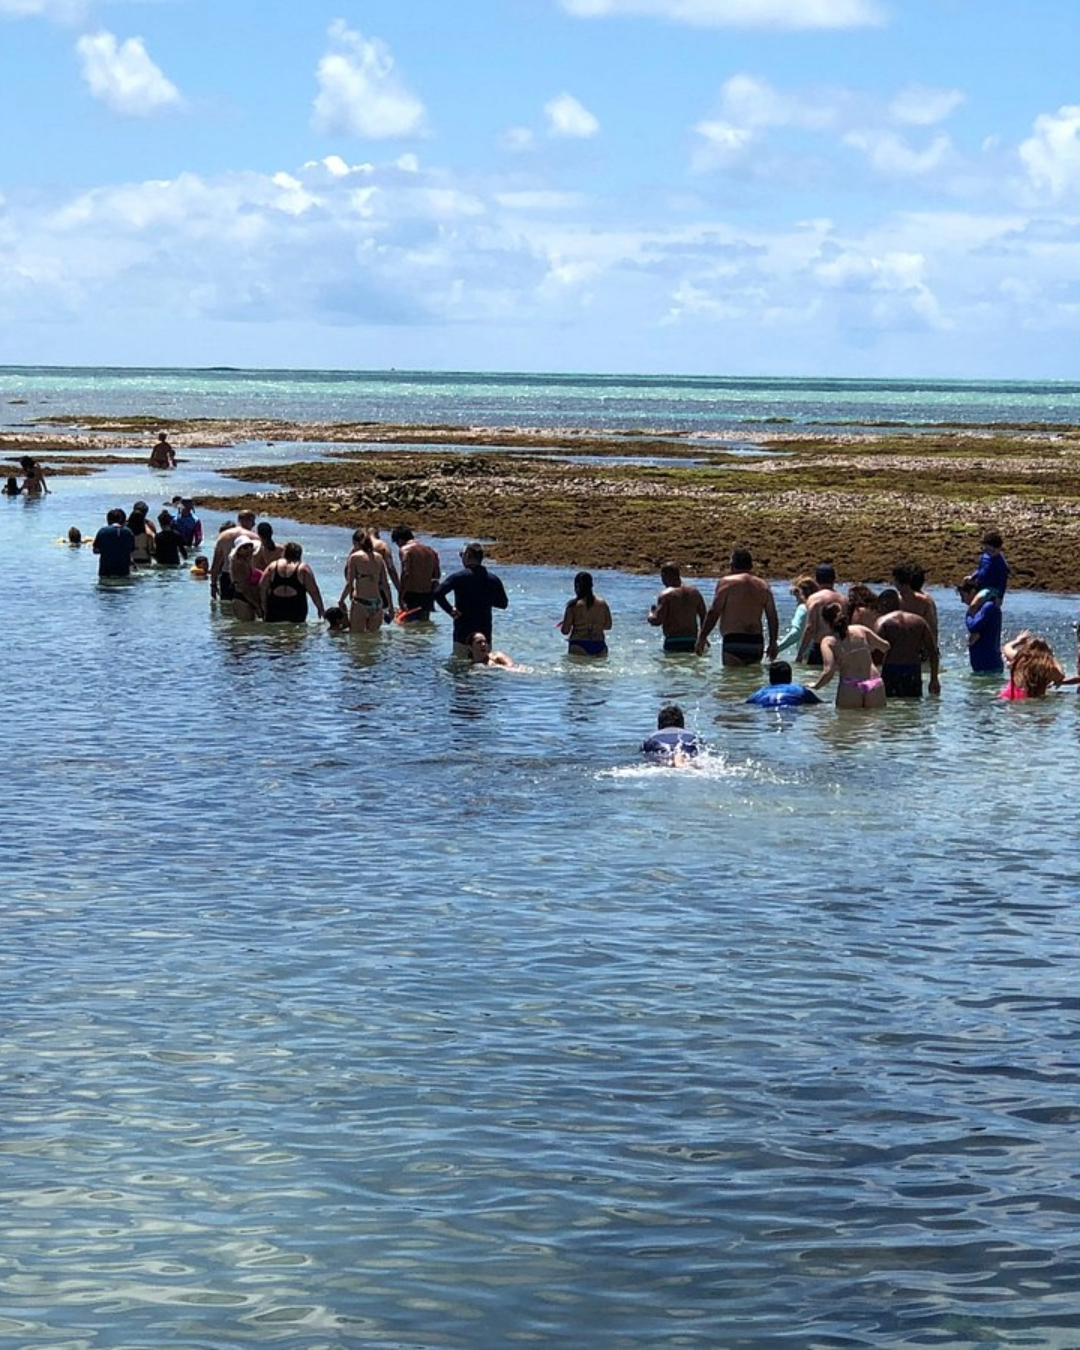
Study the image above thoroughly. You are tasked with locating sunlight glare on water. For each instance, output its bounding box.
[3,373,1080,1346]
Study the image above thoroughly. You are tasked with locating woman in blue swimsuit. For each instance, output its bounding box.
[560,571,612,658]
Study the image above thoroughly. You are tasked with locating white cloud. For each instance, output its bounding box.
[845,130,953,177]
[544,92,600,139]
[558,0,887,30]
[312,20,426,140]
[0,0,85,18]
[1020,105,1080,199]
[888,85,964,127]
[75,31,181,116]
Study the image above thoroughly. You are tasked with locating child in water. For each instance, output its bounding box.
[190,555,210,578]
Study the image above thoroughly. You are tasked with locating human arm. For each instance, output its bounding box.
[434,574,457,618]
[1002,631,1031,666]
[809,637,838,691]
[490,576,509,611]
[695,587,724,654]
[210,537,227,597]
[378,561,393,612]
[775,602,807,655]
[559,601,575,637]
[764,588,779,660]
[601,599,613,632]
[301,565,325,619]
[927,638,941,696]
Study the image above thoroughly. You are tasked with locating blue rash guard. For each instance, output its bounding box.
[434,564,509,646]
[965,597,1004,673]
[973,550,1009,599]
[746,682,822,707]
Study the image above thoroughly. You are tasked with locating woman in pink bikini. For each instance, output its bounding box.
[1000,631,1064,700]
[810,602,891,709]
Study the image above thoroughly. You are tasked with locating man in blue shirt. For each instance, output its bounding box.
[746,661,822,708]
[92,508,136,578]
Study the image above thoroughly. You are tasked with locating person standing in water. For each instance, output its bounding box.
[648,562,707,654]
[434,543,509,658]
[561,571,612,657]
[341,530,393,633]
[696,548,778,666]
[810,602,890,709]
[148,432,176,469]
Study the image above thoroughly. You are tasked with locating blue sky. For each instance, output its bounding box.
[2,0,1080,378]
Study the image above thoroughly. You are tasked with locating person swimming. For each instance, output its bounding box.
[641,705,701,764]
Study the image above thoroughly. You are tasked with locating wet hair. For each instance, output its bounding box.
[846,584,877,621]
[106,507,126,525]
[391,526,414,546]
[157,509,174,529]
[657,704,686,729]
[218,520,236,533]
[67,526,82,544]
[768,661,793,685]
[730,548,753,572]
[324,605,347,629]
[893,561,913,588]
[3,476,19,494]
[908,564,926,591]
[660,561,681,583]
[876,587,901,614]
[822,601,849,640]
[19,455,34,472]
[982,529,1003,550]
[128,509,148,536]
[193,555,209,570]
[133,500,149,516]
[815,562,836,587]
[283,541,303,562]
[257,521,276,543]
[574,571,596,607]
[1011,638,1059,698]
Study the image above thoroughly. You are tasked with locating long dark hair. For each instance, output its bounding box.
[574,571,596,608]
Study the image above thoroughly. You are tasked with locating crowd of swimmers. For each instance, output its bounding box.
[23,468,1076,744]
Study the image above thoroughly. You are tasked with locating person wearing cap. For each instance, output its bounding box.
[434,543,509,657]
[797,562,845,665]
[210,509,258,603]
[229,536,263,620]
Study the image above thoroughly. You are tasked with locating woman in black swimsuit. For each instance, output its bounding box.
[259,541,325,623]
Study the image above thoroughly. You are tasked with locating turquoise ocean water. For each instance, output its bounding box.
[3,368,1080,1347]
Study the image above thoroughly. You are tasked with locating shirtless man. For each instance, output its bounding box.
[648,562,707,654]
[893,562,939,645]
[148,431,176,469]
[797,562,846,666]
[875,588,940,698]
[391,525,441,618]
[340,530,393,633]
[696,548,778,665]
[210,510,258,601]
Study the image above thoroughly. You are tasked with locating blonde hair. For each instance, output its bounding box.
[1011,638,1060,698]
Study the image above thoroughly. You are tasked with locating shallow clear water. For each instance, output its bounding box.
[5,365,1080,433]
[4,393,1080,1345]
